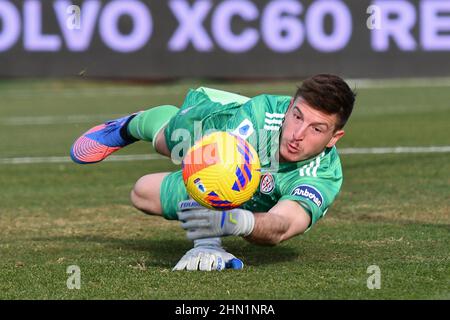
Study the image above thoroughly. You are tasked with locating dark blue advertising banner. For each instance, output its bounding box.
[0,0,449,78]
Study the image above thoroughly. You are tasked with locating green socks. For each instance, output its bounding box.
[127,105,179,147]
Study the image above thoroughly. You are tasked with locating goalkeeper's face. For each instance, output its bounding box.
[279,98,345,162]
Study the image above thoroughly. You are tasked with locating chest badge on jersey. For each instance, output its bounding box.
[232,119,254,140]
[260,173,275,194]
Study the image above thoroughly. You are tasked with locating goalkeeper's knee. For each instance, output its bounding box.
[131,173,168,216]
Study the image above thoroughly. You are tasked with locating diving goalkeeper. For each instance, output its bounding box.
[70,74,356,271]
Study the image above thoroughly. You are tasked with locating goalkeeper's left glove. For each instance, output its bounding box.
[177,200,255,240]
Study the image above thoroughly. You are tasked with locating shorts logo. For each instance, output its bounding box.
[291,185,323,208]
[260,173,275,194]
[179,200,201,210]
[232,119,254,140]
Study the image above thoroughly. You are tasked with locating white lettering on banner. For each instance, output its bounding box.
[261,0,304,52]
[212,0,259,53]
[421,0,450,51]
[0,1,20,52]
[99,0,153,53]
[0,0,153,52]
[0,0,449,53]
[306,0,352,52]
[168,0,213,52]
[371,0,417,51]
[24,0,62,51]
[171,0,351,53]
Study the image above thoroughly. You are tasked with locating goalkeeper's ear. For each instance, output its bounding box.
[326,129,345,148]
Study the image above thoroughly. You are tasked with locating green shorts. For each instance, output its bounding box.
[160,170,188,220]
[160,87,250,220]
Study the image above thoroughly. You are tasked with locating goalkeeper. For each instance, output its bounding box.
[70,74,356,271]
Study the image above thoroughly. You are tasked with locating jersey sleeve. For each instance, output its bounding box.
[279,178,338,228]
[278,155,343,230]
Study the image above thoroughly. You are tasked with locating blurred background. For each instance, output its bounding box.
[0,0,449,299]
[1,0,450,78]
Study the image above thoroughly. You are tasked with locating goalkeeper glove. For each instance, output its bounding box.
[172,237,244,271]
[177,200,255,240]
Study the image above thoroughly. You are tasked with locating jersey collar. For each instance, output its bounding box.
[262,147,333,173]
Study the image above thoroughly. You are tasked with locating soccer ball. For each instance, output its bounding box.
[182,131,261,210]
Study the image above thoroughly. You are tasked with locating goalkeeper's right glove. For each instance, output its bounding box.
[172,237,244,271]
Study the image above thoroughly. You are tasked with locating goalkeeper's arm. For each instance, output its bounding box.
[178,200,311,246]
[244,200,311,246]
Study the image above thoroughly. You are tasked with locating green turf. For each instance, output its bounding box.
[0,79,449,299]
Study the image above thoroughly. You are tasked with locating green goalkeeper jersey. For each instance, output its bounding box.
[162,87,343,229]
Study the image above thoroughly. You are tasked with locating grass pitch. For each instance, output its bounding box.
[0,79,449,299]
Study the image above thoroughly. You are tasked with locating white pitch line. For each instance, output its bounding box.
[0,146,449,165]
[0,114,123,126]
[339,146,450,155]
[0,154,166,165]
[2,77,450,99]
[4,103,448,126]
[347,77,450,89]
[0,86,189,98]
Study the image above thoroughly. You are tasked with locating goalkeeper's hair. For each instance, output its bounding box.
[295,74,356,130]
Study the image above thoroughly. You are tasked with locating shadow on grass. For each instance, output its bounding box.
[31,235,300,268]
